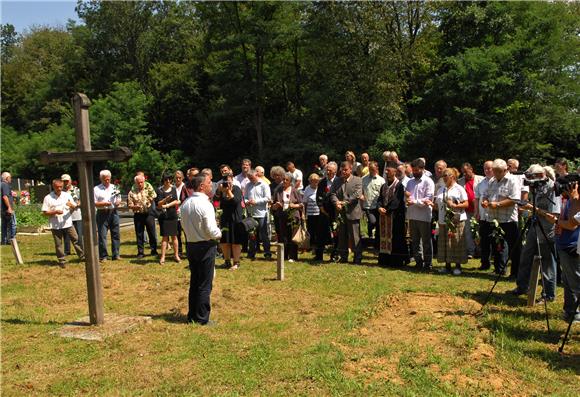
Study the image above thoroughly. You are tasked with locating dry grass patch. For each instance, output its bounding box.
[343,292,533,396]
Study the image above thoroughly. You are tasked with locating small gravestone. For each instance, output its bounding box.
[277,243,284,281]
[31,185,50,203]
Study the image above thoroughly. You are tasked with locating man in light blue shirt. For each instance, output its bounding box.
[245,169,272,259]
[405,158,435,271]
[361,161,385,249]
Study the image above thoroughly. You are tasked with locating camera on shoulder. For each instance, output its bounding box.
[554,173,580,196]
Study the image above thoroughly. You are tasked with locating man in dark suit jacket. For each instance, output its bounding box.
[316,161,338,261]
[330,161,363,264]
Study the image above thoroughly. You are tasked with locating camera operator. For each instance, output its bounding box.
[508,165,560,302]
[555,180,580,323]
[215,173,244,270]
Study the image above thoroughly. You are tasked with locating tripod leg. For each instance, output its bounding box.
[532,220,557,334]
[480,271,504,312]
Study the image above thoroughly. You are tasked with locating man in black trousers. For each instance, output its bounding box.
[180,172,222,325]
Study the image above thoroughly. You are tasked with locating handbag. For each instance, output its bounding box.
[240,216,259,232]
[292,218,310,249]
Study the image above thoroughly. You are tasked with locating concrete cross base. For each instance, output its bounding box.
[53,314,152,341]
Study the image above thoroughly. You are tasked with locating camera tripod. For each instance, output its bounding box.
[559,300,579,353]
[479,193,556,334]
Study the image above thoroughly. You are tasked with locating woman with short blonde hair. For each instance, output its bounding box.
[433,167,469,275]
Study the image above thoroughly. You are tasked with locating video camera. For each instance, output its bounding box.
[523,173,549,189]
[554,173,580,196]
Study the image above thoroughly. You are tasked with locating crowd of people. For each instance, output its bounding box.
[1,152,579,326]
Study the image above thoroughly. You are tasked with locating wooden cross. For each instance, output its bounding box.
[40,93,132,325]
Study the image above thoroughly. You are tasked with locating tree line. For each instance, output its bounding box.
[1,1,578,189]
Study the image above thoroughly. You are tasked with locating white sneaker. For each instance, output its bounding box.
[288,259,295,263]
[452,268,462,276]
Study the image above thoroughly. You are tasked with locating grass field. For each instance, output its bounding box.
[1,229,579,396]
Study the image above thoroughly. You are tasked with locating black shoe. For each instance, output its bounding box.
[339,258,349,264]
[478,264,491,271]
[264,253,272,260]
[507,288,527,296]
[150,250,158,257]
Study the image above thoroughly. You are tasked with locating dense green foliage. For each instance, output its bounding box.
[1,1,578,186]
[15,203,47,228]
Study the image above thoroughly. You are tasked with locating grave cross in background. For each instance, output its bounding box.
[40,93,132,325]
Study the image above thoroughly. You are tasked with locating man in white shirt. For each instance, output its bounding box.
[481,159,521,276]
[286,161,303,191]
[94,169,122,261]
[405,158,435,271]
[361,161,385,248]
[235,158,252,195]
[180,172,222,325]
[245,169,272,259]
[42,179,84,267]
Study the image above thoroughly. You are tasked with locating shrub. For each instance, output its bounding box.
[15,204,47,228]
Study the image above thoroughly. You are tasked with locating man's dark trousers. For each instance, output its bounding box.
[479,220,493,268]
[187,241,216,324]
[134,213,157,255]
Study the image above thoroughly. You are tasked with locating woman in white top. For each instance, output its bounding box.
[433,168,469,275]
[302,173,321,259]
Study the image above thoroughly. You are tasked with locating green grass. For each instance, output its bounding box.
[1,229,579,396]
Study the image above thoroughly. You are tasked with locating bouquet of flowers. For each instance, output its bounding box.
[490,219,506,253]
[286,207,301,230]
[19,190,31,205]
[444,205,458,237]
[470,217,480,243]
[332,201,349,230]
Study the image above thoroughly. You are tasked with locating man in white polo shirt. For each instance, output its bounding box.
[181,172,222,325]
[42,179,84,267]
[94,169,122,261]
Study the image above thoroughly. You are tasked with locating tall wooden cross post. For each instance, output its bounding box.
[40,93,132,325]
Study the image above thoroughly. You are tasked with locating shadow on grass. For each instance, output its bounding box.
[462,288,526,309]
[2,318,63,326]
[33,259,63,267]
[526,346,580,374]
[461,290,580,373]
[149,312,190,324]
